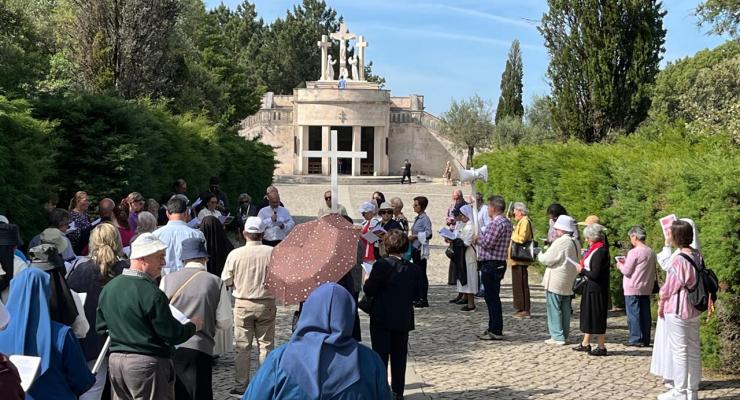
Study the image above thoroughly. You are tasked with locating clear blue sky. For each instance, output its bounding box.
[205,0,728,116]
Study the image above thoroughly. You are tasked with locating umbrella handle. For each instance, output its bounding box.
[92,336,111,374]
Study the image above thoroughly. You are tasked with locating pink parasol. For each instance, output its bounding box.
[266,213,359,305]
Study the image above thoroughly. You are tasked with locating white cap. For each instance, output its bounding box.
[358,201,377,214]
[0,301,9,330]
[552,215,575,233]
[0,215,8,224]
[129,233,168,259]
[244,217,265,234]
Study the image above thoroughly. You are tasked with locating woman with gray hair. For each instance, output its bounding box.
[508,202,534,318]
[573,223,611,356]
[389,197,408,232]
[616,226,657,347]
[131,211,158,243]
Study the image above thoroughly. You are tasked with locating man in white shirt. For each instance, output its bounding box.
[257,192,295,247]
[153,195,205,274]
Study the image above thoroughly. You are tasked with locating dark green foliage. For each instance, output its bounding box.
[30,93,275,214]
[0,96,56,240]
[539,0,666,142]
[649,40,739,141]
[696,0,740,37]
[475,119,739,370]
[0,0,50,97]
[495,40,524,123]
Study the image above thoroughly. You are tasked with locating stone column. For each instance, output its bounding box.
[351,125,362,176]
[297,125,309,174]
[375,125,386,175]
[321,126,330,175]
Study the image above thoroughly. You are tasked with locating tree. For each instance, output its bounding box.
[495,40,524,123]
[59,0,184,99]
[539,0,666,142]
[696,0,739,37]
[172,0,265,126]
[250,0,339,94]
[0,1,51,97]
[439,95,494,167]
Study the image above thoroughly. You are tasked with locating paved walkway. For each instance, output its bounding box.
[213,182,739,399]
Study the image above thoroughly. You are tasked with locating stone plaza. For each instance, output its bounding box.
[212,182,740,400]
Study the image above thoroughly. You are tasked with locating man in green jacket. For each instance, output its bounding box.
[97,233,202,400]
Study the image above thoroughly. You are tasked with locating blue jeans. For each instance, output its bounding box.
[480,260,506,335]
[545,291,572,341]
[625,295,652,345]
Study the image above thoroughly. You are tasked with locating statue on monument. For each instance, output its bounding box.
[348,56,359,81]
[339,65,350,81]
[326,54,336,80]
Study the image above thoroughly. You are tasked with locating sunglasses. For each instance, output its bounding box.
[379,210,392,215]
[324,197,331,200]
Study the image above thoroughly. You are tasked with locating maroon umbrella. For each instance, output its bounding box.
[266,213,359,305]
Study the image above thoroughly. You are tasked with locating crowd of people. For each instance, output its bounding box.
[0,178,708,400]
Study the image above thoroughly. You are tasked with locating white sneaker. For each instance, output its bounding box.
[657,389,686,400]
[663,380,674,389]
[544,338,566,346]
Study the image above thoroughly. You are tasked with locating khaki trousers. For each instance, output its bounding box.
[109,353,174,400]
[233,298,276,390]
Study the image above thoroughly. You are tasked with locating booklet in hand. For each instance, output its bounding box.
[438,227,457,241]
[659,214,677,240]
[361,231,380,244]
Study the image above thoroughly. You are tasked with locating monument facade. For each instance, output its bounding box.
[239,23,463,177]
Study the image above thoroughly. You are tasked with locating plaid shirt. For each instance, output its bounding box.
[478,214,512,261]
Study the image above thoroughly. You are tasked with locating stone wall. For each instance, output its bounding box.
[388,122,459,178]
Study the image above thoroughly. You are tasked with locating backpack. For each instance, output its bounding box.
[678,253,719,312]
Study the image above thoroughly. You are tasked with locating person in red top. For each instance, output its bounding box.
[358,202,379,272]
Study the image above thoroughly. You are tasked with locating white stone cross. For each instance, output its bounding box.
[302,129,367,211]
[356,35,368,81]
[317,35,331,80]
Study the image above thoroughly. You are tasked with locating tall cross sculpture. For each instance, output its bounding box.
[302,130,367,212]
[329,23,356,80]
[317,35,331,80]
[356,36,368,81]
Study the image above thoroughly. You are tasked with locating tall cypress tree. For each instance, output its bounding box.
[539,0,666,142]
[495,40,524,123]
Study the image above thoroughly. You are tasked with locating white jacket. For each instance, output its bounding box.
[538,234,581,296]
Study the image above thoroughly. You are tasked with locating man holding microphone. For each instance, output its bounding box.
[257,191,295,247]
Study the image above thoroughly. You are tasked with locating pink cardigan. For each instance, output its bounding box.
[618,244,657,296]
[659,250,701,320]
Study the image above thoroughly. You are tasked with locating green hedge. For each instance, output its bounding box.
[0,93,275,241]
[475,120,739,372]
[0,96,56,238]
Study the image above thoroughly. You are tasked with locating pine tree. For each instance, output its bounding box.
[539,0,666,142]
[495,40,524,123]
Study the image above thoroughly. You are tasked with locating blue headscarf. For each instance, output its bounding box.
[0,268,53,375]
[280,283,360,399]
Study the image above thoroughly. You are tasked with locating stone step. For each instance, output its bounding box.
[273,174,433,185]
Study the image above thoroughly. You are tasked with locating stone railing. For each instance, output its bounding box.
[390,110,442,132]
[240,109,293,131]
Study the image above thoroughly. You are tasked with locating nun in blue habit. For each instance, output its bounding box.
[0,268,94,399]
[243,283,392,400]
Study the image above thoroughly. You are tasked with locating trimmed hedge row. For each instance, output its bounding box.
[475,120,739,372]
[0,93,276,241]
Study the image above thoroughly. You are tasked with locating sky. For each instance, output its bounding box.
[205,0,729,116]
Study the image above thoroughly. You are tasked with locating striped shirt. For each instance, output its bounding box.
[478,214,512,261]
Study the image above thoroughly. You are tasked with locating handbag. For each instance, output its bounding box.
[358,294,374,314]
[510,218,537,262]
[573,275,588,295]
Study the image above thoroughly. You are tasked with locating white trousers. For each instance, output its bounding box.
[665,314,701,396]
